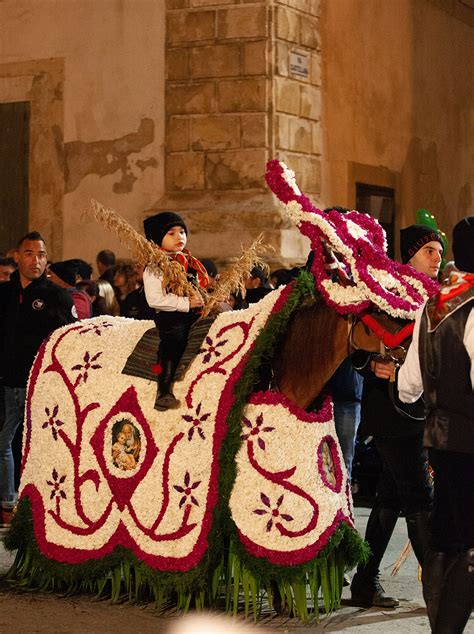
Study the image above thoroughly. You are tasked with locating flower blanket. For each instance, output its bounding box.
[20,285,352,572]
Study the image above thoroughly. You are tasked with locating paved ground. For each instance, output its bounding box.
[0,507,472,633]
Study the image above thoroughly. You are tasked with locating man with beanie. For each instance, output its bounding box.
[351,224,444,608]
[396,216,474,632]
[143,212,209,411]
[48,260,92,320]
[0,232,76,527]
[400,224,444,278]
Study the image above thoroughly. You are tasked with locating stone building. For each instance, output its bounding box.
[0,0,472,268]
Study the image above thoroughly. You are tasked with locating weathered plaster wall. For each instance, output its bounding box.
[321,0,473,256]
[0,0,165,264]
[161,0,321,266]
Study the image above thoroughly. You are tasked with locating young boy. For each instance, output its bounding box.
[143,212,209,411]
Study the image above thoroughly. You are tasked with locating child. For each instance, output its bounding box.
[143,212,209,411]
[112,431,136,470]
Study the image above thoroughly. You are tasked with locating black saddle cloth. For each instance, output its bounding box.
[121,316,215,383]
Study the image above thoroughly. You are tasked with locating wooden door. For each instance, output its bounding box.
[0,101,30,253]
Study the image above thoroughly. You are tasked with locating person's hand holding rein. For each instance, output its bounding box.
[371,358,396,381]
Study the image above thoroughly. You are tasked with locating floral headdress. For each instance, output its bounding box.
[265,160,438,319]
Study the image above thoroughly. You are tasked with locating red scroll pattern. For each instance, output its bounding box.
[230,391,353,566]
[20,298,278,570]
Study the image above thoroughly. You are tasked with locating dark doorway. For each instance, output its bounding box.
[356,183,395,258]
[0,101,30,253]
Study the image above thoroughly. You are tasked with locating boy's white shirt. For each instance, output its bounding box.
[398,303,474,404]
[143,267,190,313]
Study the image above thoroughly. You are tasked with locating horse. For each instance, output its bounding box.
[5,270,411,621]
[272,295,383,409]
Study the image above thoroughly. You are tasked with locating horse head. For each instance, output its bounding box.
[271,286,417,411]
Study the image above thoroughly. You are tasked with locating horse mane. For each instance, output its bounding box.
[273,297,346,405]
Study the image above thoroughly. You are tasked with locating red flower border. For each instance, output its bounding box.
[238,510,352,566]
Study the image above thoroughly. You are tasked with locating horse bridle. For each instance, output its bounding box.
[347,312,413,364]
[347,312,424,421]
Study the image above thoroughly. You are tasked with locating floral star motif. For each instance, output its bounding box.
[79,323,113,336]
[182,402,211,441]
[240,412,274,450]
[41,405,65,441]
[71,351,102,385]
[253,493,293,532]
[173,471,201,509]
[199,336,228,364]
[46,469,67,501]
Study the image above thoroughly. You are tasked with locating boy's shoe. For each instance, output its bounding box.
[0,506,15,529]
[154,391,179,412]
[155,358,179,411]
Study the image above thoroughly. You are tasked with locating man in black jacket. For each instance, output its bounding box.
[0,232,76,526]
[351,224,444,608]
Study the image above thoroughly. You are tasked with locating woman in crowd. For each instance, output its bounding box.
[97,279,120,316]
[113,264,138,316]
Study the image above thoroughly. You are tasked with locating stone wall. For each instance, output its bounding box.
[321,0,473,257]
[0,1,165,265]
[161,0,323,265]
[1,0,470,268]
[274,0,322,196]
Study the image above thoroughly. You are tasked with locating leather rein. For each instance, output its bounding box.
[347,311,425,421]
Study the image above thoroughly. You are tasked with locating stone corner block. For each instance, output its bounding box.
[166,153,205,190]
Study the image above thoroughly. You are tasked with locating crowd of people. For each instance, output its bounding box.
[0,210,472,632]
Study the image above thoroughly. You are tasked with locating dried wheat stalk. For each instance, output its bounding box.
[88,200,271,311]
[89,199,200,298]
[202,235,272,317]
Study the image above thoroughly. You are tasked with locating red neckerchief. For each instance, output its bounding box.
[436,272,474,309]
[161,248,209,289]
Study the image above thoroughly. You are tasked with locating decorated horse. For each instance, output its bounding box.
[4,161,437,621]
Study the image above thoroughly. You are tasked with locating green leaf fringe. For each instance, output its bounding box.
[4,272,367,620]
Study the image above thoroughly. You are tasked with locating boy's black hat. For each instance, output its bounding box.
[144,212,187,247]
[49,261,77,287]
[400,224,443,264]
[452,216,474,273]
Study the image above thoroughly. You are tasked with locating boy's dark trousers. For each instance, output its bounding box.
[154,311,198,410]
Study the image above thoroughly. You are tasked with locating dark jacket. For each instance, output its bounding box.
[326,357,364,403]
[354,350,425,438]
[0,271,76,387]
[99,268,116,286]
[119,286,155,320]
[419,294,474,454]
